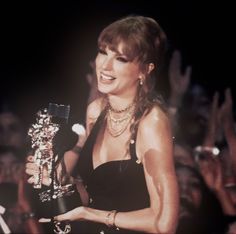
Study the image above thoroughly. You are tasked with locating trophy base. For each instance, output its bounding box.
[36,184,82,218]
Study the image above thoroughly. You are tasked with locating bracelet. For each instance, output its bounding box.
[71,145,83,154]
[105,210,117,228]
[194,145,220,156]
[194,145,220,162]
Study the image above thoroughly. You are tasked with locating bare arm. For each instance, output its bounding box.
[136,108,179,233]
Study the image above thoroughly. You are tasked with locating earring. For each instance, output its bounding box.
[139,76,144,86]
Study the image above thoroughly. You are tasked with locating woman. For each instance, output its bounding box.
[26,15,179,234]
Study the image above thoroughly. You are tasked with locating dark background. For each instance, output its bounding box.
[0,1,234,126]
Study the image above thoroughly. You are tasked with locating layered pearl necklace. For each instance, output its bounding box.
[107,101,135,137]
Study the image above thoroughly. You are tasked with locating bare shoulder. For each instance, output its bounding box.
[139,106,171,134]
[137,105,173,163]
[86,97,104,120]
[86,97,105,133]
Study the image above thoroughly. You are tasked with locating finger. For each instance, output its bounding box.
[26,162,39,171]
[172,50,181,66]
[225,88,232,105]
[25,164,39,175]
[39,218,51,223]
[183,65,192,80]
[27,155,35,162]
[27,176,36,184]
[25,168,37,177]
[54,213,68,222]
[212,91,219,109]
[169,50,181,76]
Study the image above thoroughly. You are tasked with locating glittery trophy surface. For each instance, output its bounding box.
[28,108,59,189]
[28,106,82,230]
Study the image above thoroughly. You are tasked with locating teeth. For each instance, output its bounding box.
[101,74,115,80]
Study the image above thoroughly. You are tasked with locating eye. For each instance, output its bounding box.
[116,56,128,63]
[98,48,107,55]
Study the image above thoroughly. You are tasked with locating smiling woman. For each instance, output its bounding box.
[26,15,179,234]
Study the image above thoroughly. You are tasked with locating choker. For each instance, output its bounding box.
[107,101,134,114]
[106,101,135,137]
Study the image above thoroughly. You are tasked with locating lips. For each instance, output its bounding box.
[100,72,116,82]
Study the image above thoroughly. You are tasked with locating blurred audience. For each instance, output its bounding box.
[0,146,25,184]
[0,101,43,233]
[175,162,227,234]
[167,49,236,233]
[0,108,27,150]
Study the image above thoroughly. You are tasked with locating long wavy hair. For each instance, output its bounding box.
[98,15,168,136]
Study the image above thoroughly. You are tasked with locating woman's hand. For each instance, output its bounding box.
[38,207,86,224]
[53,206,86,222]
[25,155,51,186]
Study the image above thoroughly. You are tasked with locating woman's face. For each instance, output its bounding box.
[95,43,141,98]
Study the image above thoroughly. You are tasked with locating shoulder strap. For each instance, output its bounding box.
[72,107,107,178]
[129,126,138,161]
[129,109,144,162]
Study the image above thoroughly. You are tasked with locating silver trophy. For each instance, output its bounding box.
[28,108,59,189]
[28,104,81,234]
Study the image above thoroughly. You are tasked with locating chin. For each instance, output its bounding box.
[97,85,114,95]
[97,87,109,94]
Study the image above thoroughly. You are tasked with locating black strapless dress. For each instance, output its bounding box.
[73,110,150,234]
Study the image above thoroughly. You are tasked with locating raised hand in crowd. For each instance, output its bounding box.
[202,91,220,147]
[168,49,192,109]
[219,88,236,171]
[196,90,236,215]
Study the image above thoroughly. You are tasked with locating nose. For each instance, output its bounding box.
[101,57,113,70]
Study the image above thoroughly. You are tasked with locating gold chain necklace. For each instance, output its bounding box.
[107,101,134,114]
[106,102,135,137]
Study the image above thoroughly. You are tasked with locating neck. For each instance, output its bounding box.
[107,95,135,113]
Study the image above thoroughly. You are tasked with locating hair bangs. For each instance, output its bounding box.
[98,25,146,62]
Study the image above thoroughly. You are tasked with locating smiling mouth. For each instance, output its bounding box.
[100,73,116,82]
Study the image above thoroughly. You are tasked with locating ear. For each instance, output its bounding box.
[147,63,155,74]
